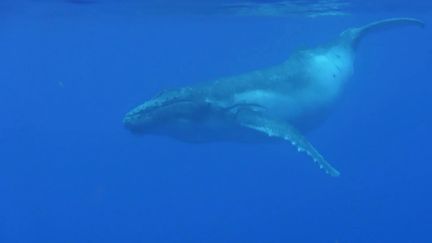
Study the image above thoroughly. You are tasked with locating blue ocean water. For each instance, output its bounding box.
[0,1,431,242]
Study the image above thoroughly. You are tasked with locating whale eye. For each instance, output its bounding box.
[332,74,336,79]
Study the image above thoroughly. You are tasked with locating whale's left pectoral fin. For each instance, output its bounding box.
[238,114,340,177]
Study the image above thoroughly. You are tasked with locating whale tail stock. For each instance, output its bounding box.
[340,17,425,48]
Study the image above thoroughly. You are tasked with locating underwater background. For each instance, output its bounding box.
[0,0,431,242]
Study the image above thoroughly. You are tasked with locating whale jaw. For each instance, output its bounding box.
[123,88,209,135]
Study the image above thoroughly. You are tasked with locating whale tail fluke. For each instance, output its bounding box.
[340,18,425,48]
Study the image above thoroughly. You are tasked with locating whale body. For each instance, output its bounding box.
[123,18,424,176]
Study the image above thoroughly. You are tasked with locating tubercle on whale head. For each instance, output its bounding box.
[123,87,213,134]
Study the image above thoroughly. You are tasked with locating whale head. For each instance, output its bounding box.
[123,87,217,137]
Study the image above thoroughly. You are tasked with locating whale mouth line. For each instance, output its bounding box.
[127,99,193,116]
[122,97,202,134]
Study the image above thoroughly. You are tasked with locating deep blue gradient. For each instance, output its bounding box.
[0,2,431,243]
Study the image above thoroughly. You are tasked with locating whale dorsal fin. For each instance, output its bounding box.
[340,17,425,48]
[238,113,340,177]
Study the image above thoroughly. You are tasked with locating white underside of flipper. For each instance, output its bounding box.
[237,112,340,177]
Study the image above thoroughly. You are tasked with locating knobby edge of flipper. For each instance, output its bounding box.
[340,17,425,48]
[238,113,341,177]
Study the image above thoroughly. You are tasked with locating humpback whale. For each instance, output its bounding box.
[123,18,424,176]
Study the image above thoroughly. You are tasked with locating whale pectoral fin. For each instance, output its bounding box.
[238,115,340,177]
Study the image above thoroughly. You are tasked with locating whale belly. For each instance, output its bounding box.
[308,47,353,95]
[232,49,353,126]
